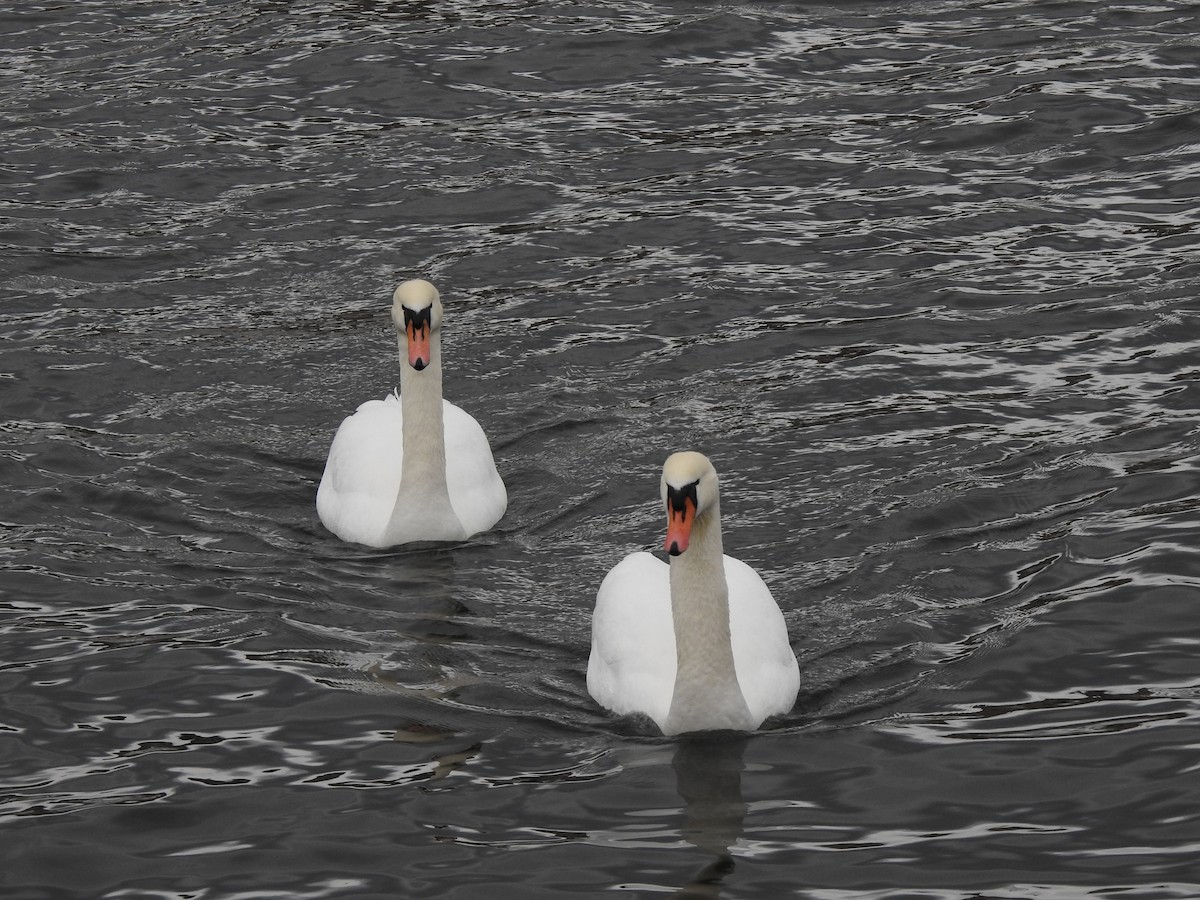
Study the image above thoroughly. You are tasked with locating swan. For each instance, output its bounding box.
[316,279,506,547]
[587,452,799,735]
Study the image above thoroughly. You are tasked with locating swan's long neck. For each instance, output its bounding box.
[387,331,465,539]
[399,331,447,485]
[664,496,754,735]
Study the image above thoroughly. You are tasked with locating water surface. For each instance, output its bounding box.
[2,1,1199,897]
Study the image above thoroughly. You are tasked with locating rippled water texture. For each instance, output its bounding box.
[2,1,1199,897]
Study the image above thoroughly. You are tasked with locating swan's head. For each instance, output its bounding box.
[392,279,443,371]
[660,451,718,557]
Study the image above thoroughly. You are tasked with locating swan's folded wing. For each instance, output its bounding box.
[442,401,507,536]
[316,396,404,544]
[587,552,674,727]
[725,556,800,723]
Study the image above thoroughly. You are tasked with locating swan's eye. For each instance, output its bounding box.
[403,305,433,331]
[665,480,699,518]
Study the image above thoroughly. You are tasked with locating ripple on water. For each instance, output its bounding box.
[2,0,1200,897]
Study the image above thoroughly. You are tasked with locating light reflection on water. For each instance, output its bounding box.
[1,0,1199,896]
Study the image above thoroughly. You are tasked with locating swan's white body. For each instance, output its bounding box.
[317,393,506,546]
[588,453,799,735]
[316,280,506,548]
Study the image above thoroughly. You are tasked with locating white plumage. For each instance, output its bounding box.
[588,452,799,735]
[316,280,506,548]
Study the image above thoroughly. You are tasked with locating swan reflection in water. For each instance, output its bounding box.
[668,734,750,898]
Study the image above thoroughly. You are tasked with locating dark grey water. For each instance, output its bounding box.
[2,1,1199,897]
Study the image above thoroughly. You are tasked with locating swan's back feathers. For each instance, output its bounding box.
[316,394,506,547]
[316,395,404,545]
[725,557,801,724]
[588,551,799,732]
[442,401,507,536]
[587,552,675,727]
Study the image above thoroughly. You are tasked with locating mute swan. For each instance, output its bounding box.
[588,452,799,735]
[316,279,506,547]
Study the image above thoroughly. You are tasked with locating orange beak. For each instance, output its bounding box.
[407,320,431,370]
[664,495,695,556]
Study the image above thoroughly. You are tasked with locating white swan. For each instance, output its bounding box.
[588,452,799,735]
[316,279,506,547]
